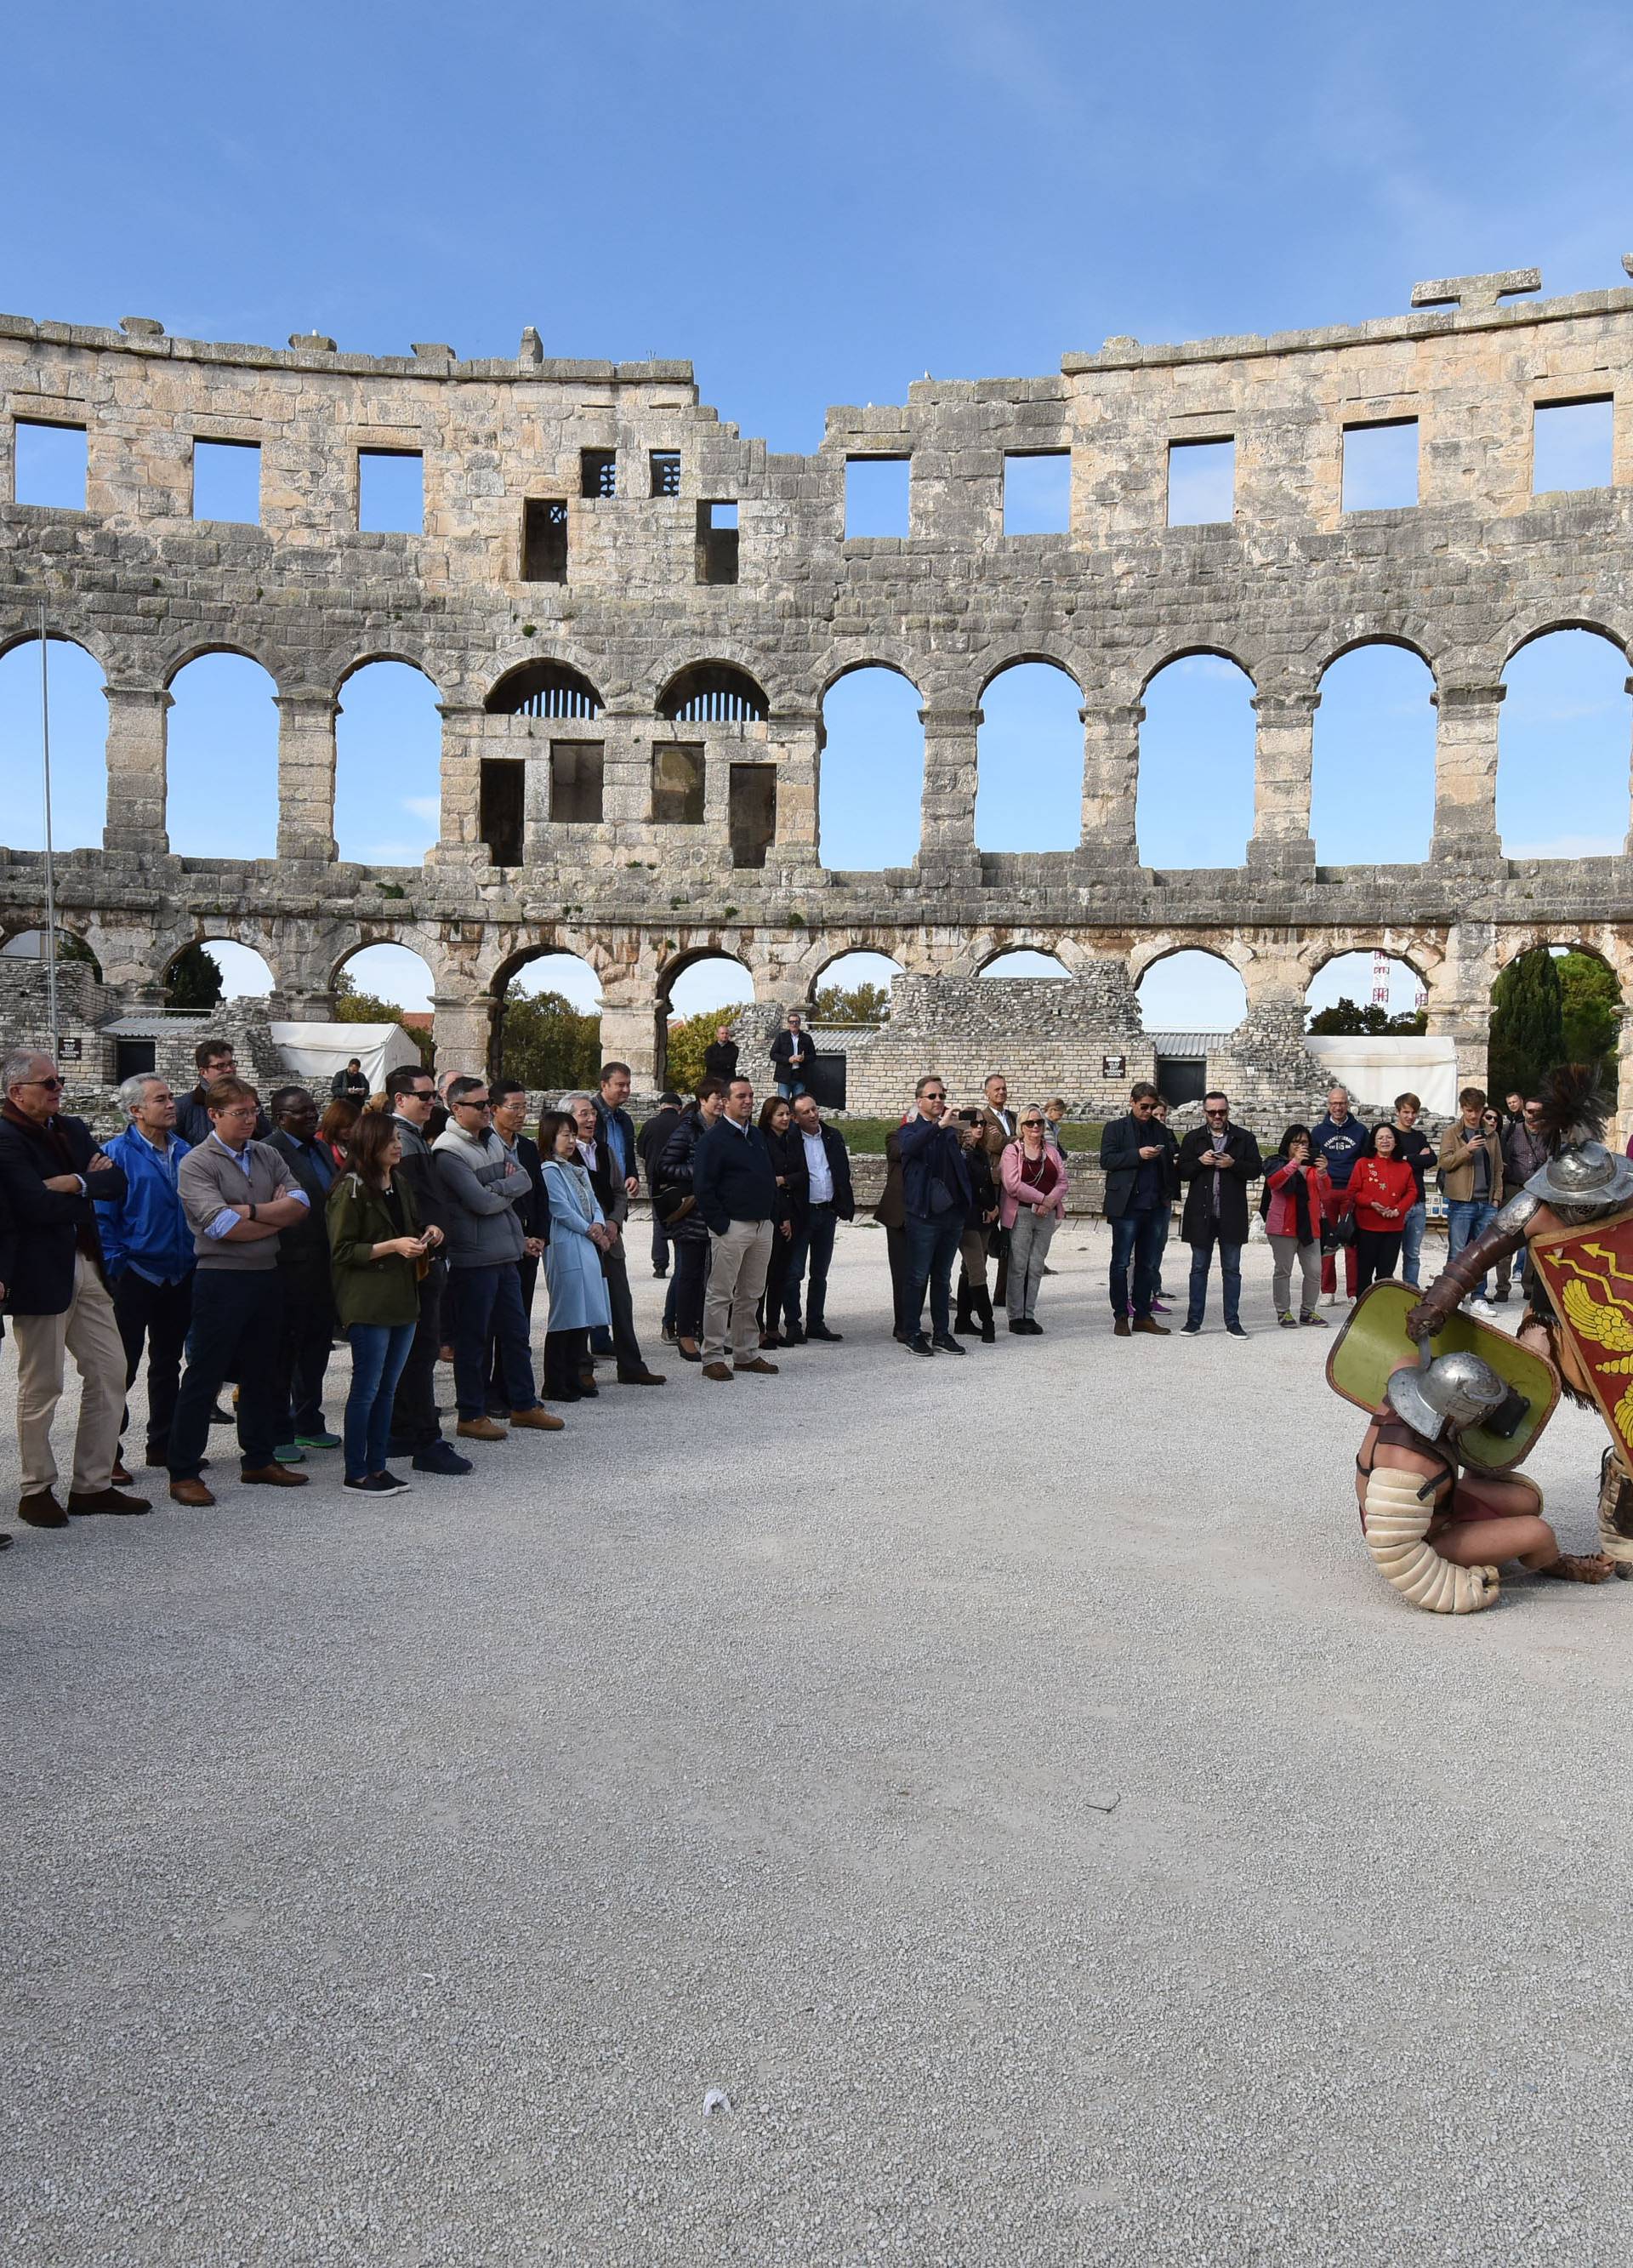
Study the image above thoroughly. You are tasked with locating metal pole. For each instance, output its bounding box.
[39,597,60,1057]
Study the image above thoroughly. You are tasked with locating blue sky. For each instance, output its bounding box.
[3,1,1630,1029]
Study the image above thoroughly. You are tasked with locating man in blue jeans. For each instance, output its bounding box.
[1436,1087,1505,1321]
[1389,1092,1435,1291]
[1098,1083,1177,1337]
[897,1075,972,1356]
[1176,1092,1263,1339]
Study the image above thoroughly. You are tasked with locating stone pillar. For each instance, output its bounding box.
[917,707,980,870]
[768,709,821,858]
[1078,699,1141,860]
[1247,690,1318,874]
[102,683,171,856]
[275,691,339,863]
[1431,685,1504,866]
[434,992,496,1080]
[599,983,660,1091]
[430,704,485,864]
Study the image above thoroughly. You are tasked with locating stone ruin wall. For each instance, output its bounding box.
[3,266,1633,1134]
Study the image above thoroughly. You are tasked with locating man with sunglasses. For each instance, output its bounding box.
[383,1063,469,1475]
[1176,1091,1263,1338]
[897,1075,972,1356]
[0,1049,151,1527]
[432,1076,561,1439]
[1099,1081,1178,1337]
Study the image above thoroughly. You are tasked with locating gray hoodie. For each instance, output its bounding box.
[431,1121,531,1268]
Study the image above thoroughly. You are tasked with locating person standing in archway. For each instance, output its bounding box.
[770,1009,817,1101]
[703,1026,739,1086]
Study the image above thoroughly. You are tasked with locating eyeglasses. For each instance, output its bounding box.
[1021,1117,1044,1127]
[21,1075,64,1091]
[922,1091,945,1101]
[1205,1107,1230,1117]
[455,1096,491,1111]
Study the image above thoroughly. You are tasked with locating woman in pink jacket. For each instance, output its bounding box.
[999,1107,1068,1334]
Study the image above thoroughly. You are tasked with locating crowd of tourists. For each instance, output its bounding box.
[0,1019,1552,1546]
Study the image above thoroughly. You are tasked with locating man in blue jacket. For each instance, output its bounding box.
[1311,1084,1364,1304]
[897,1074,973,1356]
[691,1075,780,1381]
[1098,1081,1178,1337]
[95,1073,196,1473]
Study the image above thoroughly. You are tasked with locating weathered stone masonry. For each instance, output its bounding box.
[3,270,1633,1117]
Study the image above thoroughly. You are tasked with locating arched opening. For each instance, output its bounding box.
[333,943,437,1068]
[1135,655,1255,868]
[161,938,276,1007]
[485,660,603,718]
[0,635,107,851]
[1489,944,1622,1103]
[1499,630,1632,858]
[978,949,1072,980]
[817,667,922,869]
[335,662,442,864]
[659,952,758,1091]
[976,661,1082,852]
[1,926,104,982]
[1306,951,1426,1033]
[492,949,603,1091]
[812,949,902,1025]
[166,653,279,858]
[1312,645,1436,863]
[657,663,768,723]
[1135,949,1248,1108]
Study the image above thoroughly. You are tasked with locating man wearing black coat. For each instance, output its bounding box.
[897,1074,973,1356]
[265,1086,341,1455]
[486,1078,549,1416]
[384,1063,469,1477]
[769,1011,817,1099]
[0,1047,150,1524]
[175,1035,270,1145]
[1099,1081,1179,1337]
[782,1094,855,1342]
[702,1029,739,1085]
[638,1091,684,1279]
[1177,1091,1263,1338]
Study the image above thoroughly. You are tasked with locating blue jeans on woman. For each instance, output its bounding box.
[344,1323,416,1479]
[1400,1201,1426,1289]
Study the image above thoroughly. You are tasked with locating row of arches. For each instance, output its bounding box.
[6,631,1627,867]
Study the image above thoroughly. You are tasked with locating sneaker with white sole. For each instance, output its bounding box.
[1467,1298,1500,1322]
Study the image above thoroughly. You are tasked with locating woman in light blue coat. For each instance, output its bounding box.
[538,1108,612,1399]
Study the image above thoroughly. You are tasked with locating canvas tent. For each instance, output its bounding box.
[270,1022,422,1096]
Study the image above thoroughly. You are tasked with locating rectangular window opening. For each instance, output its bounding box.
[550,740,605,823]
[358,447,424,533]
[522,497,568,582]
[728,762,776,868]
[192,437,262,524]
[580,448,617,499]
[1533,396,1613,494]
[480,759,525,867]
[1166,436,1235,527]
[14,419,87,509]
[1003,450,1071,535]
[649,450,681,497]
[652,742,706,823]
[696,499,739,584]
[1341,418,1419,512]
[845,454,910,538]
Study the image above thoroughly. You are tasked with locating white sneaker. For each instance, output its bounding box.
[1467,1298,1499,1322]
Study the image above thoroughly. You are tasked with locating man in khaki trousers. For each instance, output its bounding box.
[0,1049,150,1528]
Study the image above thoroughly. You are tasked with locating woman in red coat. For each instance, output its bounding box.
[1344,1122,1419,1292]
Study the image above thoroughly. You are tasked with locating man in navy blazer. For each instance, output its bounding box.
[691,1075,781,1380]
[782,1095,855,1342]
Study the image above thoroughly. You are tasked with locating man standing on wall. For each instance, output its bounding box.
[770,1010,817,1101]
[703,1027,740,1086]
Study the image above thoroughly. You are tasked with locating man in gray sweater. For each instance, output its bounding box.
[167,1077,313,1505]
[432,1076,561,1440]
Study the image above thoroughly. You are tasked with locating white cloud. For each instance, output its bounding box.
[403,796,441,823]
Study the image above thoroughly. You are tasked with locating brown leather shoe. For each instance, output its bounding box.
[509,1406,565,1433]
[702,1361,734,1382]
[169,1478,216,1507]
[734,1356,779,1375]
[1132,1316,1170,1336]
[1113,1317,1132,1337]
[111,1457,134,1486]
[240,1462,310,1486]
[617,1368,667,1386]
[18,1489,68,1529]
[456,1416,508,1441]
[67,1487,152,1516]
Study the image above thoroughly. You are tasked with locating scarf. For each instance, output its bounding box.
[2,1101,105,1273]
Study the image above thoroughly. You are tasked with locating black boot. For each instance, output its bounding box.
[974,1286,996,1344]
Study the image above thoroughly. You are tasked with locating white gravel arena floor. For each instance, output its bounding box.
[4,1220,1633,2268]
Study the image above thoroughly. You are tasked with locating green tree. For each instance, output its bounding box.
[493,989,600,1091]
[1306,995,1427,1036]
[164,942,224,1011]
[333,969,435,1068]
[1557,949,1619,1087]
[666,1003,750,1095]
[1489,949,1566,1100]
[815,981,890,1024]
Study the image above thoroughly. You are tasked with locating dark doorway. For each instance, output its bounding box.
[480,759,525,865]
[728,764,776,869]
[1156,1055,1208,1107]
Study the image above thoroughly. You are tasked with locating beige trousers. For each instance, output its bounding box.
[13,1255,127,1497]
[703,1218,774,1362]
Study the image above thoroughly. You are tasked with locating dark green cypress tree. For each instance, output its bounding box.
[1489,949,1566,1098]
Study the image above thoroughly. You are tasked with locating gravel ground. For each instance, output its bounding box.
[3,1223,1632,2268]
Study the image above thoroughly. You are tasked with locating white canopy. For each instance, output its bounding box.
[268,1022,423,1096]
[1306,1036,1459,1117]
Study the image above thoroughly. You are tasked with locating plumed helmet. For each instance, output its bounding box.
[1386,1350,1511,1440]
[1526,1139,1633,1211]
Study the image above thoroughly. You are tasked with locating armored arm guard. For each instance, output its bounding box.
[1405,1193,1537,1336]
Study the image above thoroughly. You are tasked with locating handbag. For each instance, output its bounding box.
[1321,1209,1356,1254]
[653,1184,695,1227]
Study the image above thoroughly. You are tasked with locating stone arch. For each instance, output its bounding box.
[335,649,445,699]
[975,658,1084,853]
[334,658,443,864]
[655,944,759,1090]
[1319,630,1439,682]
[331,934,439,1008]
[0,924,105,983]
[160,641,282,691]
[657,661,769,723]
[0,620,115,673]
[165,651,281,858]
[159,933,280,1000]
[1133,943,1250,1033]
[817,663,924,870]
[1488,940,1625,1118]
[1498,627,1632,858]
[484,658,604,718]
[1135,643,1259,701]
[1135,652,1258,869]
[1303,949,1427,1031]
[1503,618,1630,670]
[1312,641,1437,864]
[0,631,108,851]
[977,946,1073,979]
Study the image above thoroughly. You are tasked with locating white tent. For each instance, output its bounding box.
[1306,1036,1459,1117]
[269,1021,423,1096]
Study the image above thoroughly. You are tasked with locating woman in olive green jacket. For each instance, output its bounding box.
[327,1113,441,1494]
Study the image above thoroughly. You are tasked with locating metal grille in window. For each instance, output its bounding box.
[650,451,681,497]
[581,449,617,498]
[486,662,604,719]
[659,663,768,723]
